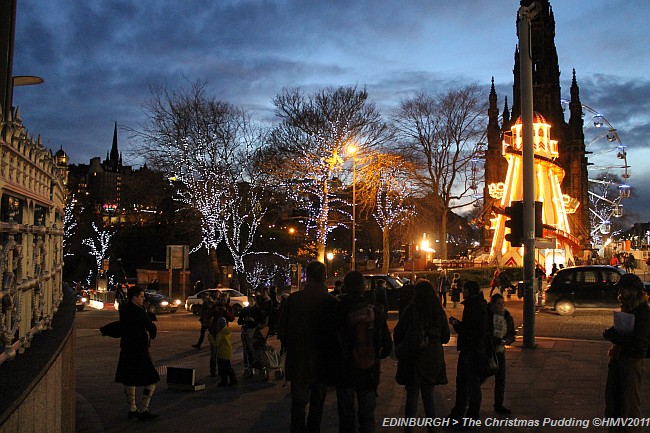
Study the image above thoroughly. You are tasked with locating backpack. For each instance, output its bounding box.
[347,303,377,370]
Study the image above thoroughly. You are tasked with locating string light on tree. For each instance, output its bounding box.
[81,222,114,276]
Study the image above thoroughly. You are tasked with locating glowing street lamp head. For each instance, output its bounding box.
[346,143,358,156]
[326,252,334,261]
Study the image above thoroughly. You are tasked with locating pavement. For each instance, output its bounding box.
[76,313,650,433]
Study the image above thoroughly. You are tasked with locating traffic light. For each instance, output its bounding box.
[504,201,524,247]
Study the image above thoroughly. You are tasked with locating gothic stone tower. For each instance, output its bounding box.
[484,0,590,249]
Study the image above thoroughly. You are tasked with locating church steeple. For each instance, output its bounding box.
[485,0,590,249]
[488,77,500,132]
[569,69,581,112]
[511,45,520,124]
[569,69,584,142]
[110,121,119,164]
[510,1,564,127]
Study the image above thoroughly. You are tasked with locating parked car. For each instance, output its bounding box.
[363,274,405,311]
[543,265,624,315]
[185,288,249,316]
[127,289,182,314]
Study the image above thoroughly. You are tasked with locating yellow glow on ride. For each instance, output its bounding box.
[489,113,580,268]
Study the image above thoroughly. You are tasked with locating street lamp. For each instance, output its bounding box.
[347,144,357,270]
[326,251,334,278]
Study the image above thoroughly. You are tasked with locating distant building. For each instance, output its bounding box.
[66,122,169,226]
[67,122,132,224]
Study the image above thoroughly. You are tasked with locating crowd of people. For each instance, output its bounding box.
[610,252,639,273]
[275,263,523,433]
[101,264,650,432]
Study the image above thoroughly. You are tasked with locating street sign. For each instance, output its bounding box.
[535,238,557,249]
[166,245,189,270]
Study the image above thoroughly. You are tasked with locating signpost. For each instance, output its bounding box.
[535,238,557,250]
[166,245,189,299]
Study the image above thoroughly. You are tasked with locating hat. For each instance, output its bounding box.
[617,273,644,293]
[217,316,227,328]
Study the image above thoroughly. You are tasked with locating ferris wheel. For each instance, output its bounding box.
[562,100,631,244]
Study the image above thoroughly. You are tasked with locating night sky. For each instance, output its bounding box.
[10,0,650,220]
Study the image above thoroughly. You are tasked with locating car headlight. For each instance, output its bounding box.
[174,299,181,305]
[81,297,88,303]
[243,301,250,307]
[161,301,169,306]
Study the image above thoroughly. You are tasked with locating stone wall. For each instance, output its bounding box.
[0,107,71,432]
[0,292,75,433]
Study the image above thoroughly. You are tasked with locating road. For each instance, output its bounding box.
[75,292,614,341]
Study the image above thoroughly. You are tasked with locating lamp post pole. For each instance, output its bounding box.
[351,154,356,271]
[347,144,358,271]
[518,1,540,348]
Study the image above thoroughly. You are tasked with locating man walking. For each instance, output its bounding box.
[278,261,339,433]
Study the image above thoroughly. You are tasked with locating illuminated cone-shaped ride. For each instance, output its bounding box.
[488,113,580,268]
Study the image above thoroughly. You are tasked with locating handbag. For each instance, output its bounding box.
[99,320,124,338]
[395,310,429,360]
[478,338,499,377]
[478,314,499,377]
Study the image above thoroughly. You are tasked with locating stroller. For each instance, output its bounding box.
[241,327,284,381]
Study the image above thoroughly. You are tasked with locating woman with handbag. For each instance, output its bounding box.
[448,280,488,423]
[450,273,461,308]
[114,286,160,421]
[394,280,450,432]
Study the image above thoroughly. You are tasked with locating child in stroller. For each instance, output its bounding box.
[238,300,283,380]
[240,326,284,381]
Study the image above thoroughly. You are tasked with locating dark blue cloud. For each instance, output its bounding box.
[9,0,650,221]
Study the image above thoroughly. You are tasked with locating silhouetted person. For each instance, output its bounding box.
[487,293,516,414]
[277,261,339,433]
[448,280,488,422]
[113,286,160,421]
[394,279,449,432]
[603,273,650,431]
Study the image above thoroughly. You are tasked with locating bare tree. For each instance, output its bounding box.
[265,86,391,262]
[393,84,487,259]
[130,81,266,291]
[357,152,415,273]
[82,222,114,279]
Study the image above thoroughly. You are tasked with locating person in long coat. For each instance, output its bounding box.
[333,271,393,433]
[115,286,160,421]
[394,279,450,432]
[450,273,461,308]
[603,273,650,432]
[448,280,488,422]
[277,261,339,433]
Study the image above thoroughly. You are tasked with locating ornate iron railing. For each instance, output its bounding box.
[0,107,66,365]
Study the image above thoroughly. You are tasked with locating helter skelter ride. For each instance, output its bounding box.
[486,105,631,268]
[488,112,580,268]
